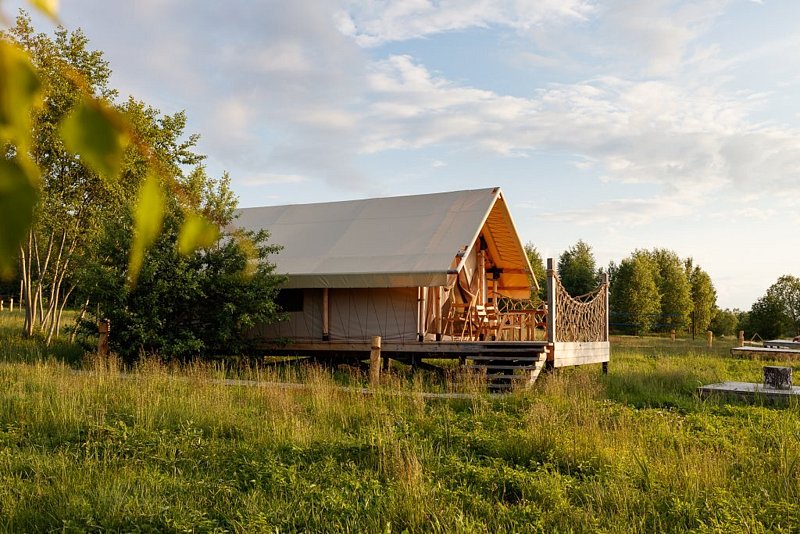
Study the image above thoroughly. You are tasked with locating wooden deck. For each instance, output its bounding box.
[730,345,800,361]
[256,340,549,359]
[698,381,800,403]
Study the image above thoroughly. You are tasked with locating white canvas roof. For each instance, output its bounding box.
[234,187,534,294]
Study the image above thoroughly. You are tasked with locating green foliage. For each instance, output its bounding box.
[0,324,799,532]
[710,307,740,337]
[686,260,717,334]
[0,11,238,287]
[59,95,129,180]
[523,242,546,302]
[557,239,598,296]
[648,249,692,332]
[81,209,284,361]
[610,252,660,334]
[0,158,37,278]
[128,171,165,285]
[746,275,800,339]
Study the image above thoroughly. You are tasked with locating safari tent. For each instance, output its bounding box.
[234,187,609,386]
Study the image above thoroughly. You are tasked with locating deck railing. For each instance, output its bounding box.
[546,258,609,343]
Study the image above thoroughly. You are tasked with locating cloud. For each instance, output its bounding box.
[336,0,595,47]
[361,54,800,196]
[240,173,308,187]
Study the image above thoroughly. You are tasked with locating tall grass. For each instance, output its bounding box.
[0,315,799,531]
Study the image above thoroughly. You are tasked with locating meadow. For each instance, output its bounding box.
[0,310,799,532]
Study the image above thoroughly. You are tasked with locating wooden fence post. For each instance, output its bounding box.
[738,330,745,347]
[9,297,13,312]
[706,330,713,348]
[670,329,676,342]
[0,299,3,312]
[98,319,111,357]
[370,335,381,387]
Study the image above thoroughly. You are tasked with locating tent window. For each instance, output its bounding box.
[277,289,304,312]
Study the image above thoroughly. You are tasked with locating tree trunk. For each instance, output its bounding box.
[70,297,89,344]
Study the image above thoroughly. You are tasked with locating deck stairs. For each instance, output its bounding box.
[466,343,548,392]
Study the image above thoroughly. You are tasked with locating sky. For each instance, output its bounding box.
[6,0,800,310]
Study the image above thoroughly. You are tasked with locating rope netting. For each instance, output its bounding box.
[554,276,608,342]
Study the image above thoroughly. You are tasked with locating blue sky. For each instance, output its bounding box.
[8,0,800,310]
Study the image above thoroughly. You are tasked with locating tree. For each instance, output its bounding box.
[523,242,547,302]
[80,175,285,361]
[610,253,660,334]
[710,308,740,337]
[685,259,717,335]
[5,15,122,339]
[4,16,209,342]
[746,275,800,339]
[557,240,599,296]
[649,249,692,332]
[1,7,225,307]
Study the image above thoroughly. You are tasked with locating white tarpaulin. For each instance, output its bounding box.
[234,187,534,295]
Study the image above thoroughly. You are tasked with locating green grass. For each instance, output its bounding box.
[0,315,799,532]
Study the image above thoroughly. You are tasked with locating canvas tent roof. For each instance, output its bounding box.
[234,187,535,296]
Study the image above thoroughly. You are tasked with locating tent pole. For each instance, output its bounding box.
[417,287,423,341]
[435,286,443,341]
[322,288,330,341]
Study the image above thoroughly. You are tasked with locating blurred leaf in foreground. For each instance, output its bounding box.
[128,171,165,285]
[59,96,129,181]
[178,212,219,255]
[0,158,38,278]
[28,0,60,21]
[0,40,42,151]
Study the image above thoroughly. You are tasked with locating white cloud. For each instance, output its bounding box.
[240,173,308,186]
[337,0,595,47]
[357,55,800,205]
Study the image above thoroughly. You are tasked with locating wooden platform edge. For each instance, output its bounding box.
[730,346,800,361]
[553,341,610,368]
[698,381,800,403]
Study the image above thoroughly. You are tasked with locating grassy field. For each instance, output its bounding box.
[1,311,799,532]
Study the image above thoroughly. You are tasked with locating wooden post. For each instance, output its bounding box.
[0,299,3,312]
[492,278,498,304]
[416,287,423,341]
[670,329,676,342]
[738,330,745,347]
[422,287,429,340]
[322,288,330,341]
[478,250,487,306]
[97,319,110,357]
[369,335,381,387]
[435,286,443,341]
[602,273,609,342]
[546,258,556,345]
[706,330,713,348]
[9,297,13,312]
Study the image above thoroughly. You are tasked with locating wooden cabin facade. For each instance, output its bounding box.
[235,187,609,384]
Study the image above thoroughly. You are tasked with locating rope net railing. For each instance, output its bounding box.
[553,276,608,342]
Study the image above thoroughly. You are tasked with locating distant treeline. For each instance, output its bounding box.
[525,241,800,339]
